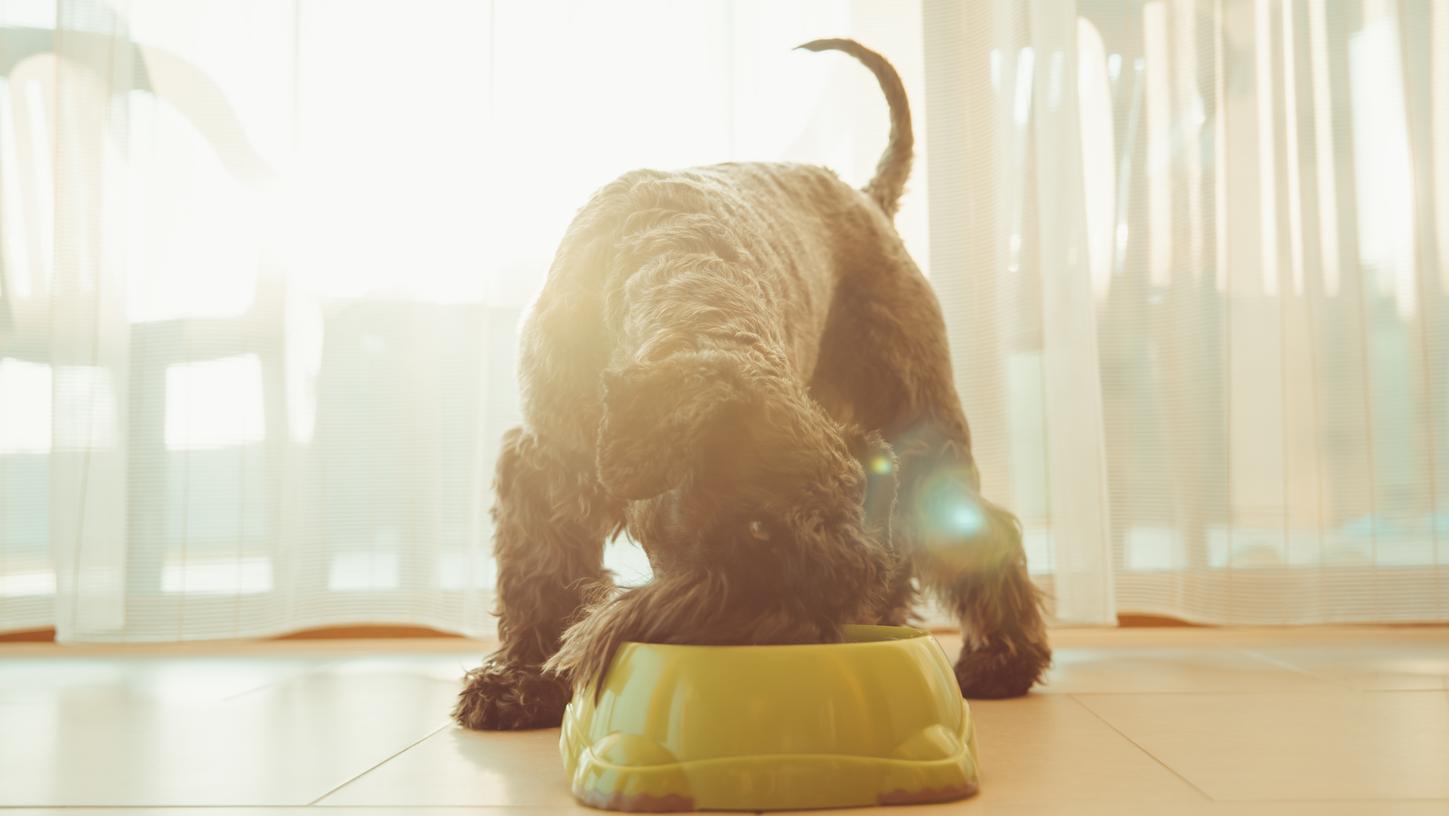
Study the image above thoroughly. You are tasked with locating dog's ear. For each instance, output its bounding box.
[751,426,896,625]
[596,352,748,499]
[777,503,891,627]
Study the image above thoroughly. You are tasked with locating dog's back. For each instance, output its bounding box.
[518,39,914,456]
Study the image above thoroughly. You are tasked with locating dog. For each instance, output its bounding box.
[454,39,1050,731]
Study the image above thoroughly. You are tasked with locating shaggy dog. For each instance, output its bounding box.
[455,39,1050,731]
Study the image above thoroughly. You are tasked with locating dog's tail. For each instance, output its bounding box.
[796,38,913,219]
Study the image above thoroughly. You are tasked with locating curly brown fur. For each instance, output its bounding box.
[868,431,1051,697]
[454,428,621,729]
[453,657,572,730]
[919,491,1051,698]
[545,571,848,696]
[456,39,1048,730]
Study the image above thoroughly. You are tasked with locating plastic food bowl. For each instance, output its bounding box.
[559,624,979,811]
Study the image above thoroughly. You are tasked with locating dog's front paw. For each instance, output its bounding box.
[453,658,571,730]
[954,639,1051,699]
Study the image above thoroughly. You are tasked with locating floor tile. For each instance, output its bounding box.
[960,695,1207,805]
[935,630,1343,694]
[1044,625,1449,651]
[318,725,582,808]
[823,803,1449,816]
[323,695,1204,809]
[1076,690,1449,801]
[0,655,332,703]
[5,804,1448,816]
[0,668,456,806]
[1039,647,1340,694]
[1247,642,1449,690]
[0,810,567,816]
[4,628,1448,812]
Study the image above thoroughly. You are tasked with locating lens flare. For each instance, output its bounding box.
[916,470,989,541]
[869,455,893,475]
[948,503,986,536]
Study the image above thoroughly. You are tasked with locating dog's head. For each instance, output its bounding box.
[596,350,897,619]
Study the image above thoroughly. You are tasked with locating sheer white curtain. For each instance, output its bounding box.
[5,0,1449,643]
[0,0,928,641]
[926,0,1449,624]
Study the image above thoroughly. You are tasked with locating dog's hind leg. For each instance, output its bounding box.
[810,250,1050,698]
[453,427,621,730]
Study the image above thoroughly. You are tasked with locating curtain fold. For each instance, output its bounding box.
[924,0,1449,623]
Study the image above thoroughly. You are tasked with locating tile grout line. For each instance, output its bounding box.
[1238,648,1358,689]
[0,805,568,811]
[1066,694,1216,803]
[295,800,1449,808]
[218,659,351,703]
[1027,688,1350,696]
[305,721,453,806]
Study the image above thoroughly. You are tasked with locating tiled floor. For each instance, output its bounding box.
[1,628,1447,815]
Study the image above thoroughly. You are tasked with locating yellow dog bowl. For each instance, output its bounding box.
[560,625,979,811]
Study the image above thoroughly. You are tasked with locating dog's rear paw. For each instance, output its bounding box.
[954,641,1050,699]
[453,659,571,730]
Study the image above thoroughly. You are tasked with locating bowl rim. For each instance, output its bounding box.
[614,624,932,655]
